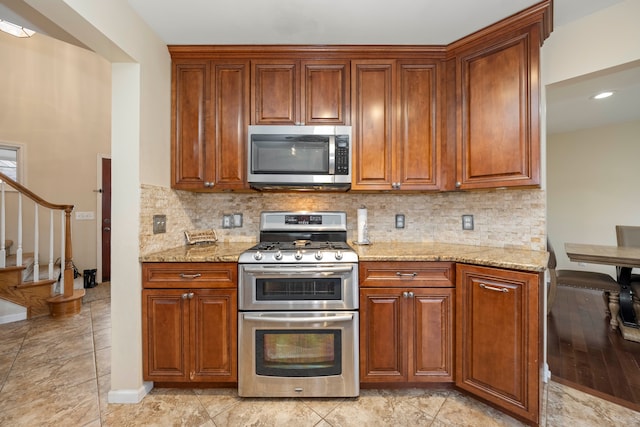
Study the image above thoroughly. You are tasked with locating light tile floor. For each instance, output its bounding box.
[0,287,638,426]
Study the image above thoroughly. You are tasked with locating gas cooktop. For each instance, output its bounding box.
[238,211,358,264]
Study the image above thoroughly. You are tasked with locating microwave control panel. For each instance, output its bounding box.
[335,136,349,175]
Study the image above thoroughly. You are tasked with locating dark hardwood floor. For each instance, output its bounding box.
[547,286,640,411]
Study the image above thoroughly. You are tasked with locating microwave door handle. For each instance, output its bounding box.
[243,313,354,323]
[328,135,336,175]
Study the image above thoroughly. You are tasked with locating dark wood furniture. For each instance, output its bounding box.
[547,240,620,323]
[142,262,237,383]
[359,261,455,383]
[456,263,543,426]
[565,243,640,335]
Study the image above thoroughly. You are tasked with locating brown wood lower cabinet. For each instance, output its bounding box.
[455,263,542,426]
[359,262,454,383]
[142,263,237,383]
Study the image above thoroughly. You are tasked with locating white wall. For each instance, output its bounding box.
[547,120,640,275]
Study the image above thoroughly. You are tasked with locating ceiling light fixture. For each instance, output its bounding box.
[0,19,36,38]
[592,91,614,100]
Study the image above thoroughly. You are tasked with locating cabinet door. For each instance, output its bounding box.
[252,61,299,125]
[455,26,541,189]
[410,288,453,382]
[302,60,350,125]
[360,287,407,382]
[351,61,395,190]
[396,61,441,190]
[172,62,208,190]
[142,289,190,381]
[190,289,237,382]
[456,264,541,424]
[208,61,250,190]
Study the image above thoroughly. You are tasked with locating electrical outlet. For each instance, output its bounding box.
[395,214,405,229]
[233,213,243,228]
[462,214,474,230]
[153,214,166,234]
[222,214,233,229]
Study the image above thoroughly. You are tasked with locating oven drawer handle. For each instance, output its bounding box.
[242,266,353,274]
[243,314,354,323]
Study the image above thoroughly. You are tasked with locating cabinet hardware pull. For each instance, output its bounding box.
[188,292,194,299]
[479,283,509,293]
[180,273,202,279]
[396,272,417,277]
[402,291,415,298]
[182,293,189,299]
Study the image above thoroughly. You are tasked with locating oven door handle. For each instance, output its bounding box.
[242,313,354,323]
[242,266,353,275]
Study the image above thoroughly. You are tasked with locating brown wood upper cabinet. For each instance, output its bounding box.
[351,60,441,191]
[168,1,552,193]
[446,21,543,190]
[171,60,250,191]
[251,60,350,125]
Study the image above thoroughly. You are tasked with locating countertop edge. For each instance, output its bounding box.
[139,242,548,273]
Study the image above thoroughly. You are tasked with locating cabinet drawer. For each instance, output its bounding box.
[360,262,454,287]
[142,262,237,289]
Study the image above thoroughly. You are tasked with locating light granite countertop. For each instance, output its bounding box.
[141,241,548,272]
[140,242,255,263]
[352,242,548,272]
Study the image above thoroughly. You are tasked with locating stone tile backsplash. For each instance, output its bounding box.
[140,184,546,255]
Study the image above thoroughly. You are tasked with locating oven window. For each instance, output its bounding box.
[256,330,342,377]
[256,278,342,301]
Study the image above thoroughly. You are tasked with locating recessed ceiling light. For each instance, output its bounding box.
[592,91,614,100]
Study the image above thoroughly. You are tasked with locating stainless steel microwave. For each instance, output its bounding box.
[247,125,352,191]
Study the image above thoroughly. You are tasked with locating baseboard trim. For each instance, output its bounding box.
[0,311,27,324]
[107,381,153,404]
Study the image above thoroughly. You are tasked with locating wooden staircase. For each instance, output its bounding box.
[0,172,83,319]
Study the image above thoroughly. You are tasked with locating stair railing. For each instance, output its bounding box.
[0,171,74,297]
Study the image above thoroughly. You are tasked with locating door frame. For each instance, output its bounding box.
[96,154,111,282]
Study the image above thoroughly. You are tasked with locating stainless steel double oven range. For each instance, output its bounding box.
[238,211,359,397]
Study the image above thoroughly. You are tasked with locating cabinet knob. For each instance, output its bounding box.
[403,291,409,298]
[182,293,189,299]
[204,182,214,188]
[455,181,461,188]
[188,292,194,299]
